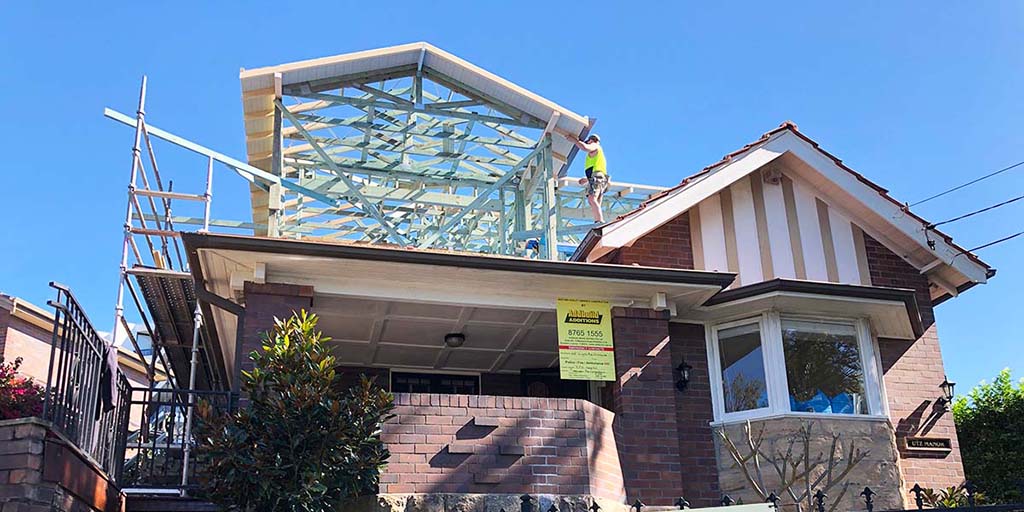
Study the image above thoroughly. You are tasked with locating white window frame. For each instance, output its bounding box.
[706,314,773,423]
[706,311,888,424]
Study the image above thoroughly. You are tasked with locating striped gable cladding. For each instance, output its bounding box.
[572,123,994,302]
[686,169,875,288]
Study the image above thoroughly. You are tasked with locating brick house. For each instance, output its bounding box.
[6,45,995,512]
[170,120,994,511]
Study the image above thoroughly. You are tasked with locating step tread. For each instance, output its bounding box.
[125,496,220,512]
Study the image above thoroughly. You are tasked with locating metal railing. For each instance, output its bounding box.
[121,386,234,491]
[43,282,133,482]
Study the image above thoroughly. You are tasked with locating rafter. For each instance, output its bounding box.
[276,99,410,245]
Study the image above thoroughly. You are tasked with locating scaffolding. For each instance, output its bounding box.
[104,46,673,394]
[101,46,670,490]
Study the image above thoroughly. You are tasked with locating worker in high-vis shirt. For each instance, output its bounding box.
[565,133,609,223]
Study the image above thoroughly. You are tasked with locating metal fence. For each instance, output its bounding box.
[121,386,234,490]
[41,282,238,493]
[881,483,1024,512]
[509,483,1024,512]
[43,282,133,482]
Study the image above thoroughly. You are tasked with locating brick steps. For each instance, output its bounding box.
[125,495,220,512]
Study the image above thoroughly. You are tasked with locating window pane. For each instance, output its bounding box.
[782,319,867,415]
[718,323,769,413]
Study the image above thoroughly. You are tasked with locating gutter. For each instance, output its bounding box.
[181,232,737,289]
[932,267,997,307]
[703,278,925,339]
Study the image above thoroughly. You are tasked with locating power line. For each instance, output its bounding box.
[965,230,1024,253]
[928,193,1024,229]
[910,159,1024,207]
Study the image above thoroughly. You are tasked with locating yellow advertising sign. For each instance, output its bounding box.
[556,298,615,381]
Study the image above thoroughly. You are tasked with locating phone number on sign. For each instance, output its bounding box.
[567,328,605,338]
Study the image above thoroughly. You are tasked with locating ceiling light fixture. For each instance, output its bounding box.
[444,333,466,348]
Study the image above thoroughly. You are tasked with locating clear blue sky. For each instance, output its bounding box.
[1,2,1021,392]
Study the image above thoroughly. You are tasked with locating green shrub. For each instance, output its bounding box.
[196,311,395,511]
[922,484,986,508]
[952,368,1024,504]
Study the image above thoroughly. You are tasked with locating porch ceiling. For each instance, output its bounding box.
[313,294,558,374]
[183,233,735,382]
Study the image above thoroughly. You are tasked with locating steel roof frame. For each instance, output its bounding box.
[261,72,662,258]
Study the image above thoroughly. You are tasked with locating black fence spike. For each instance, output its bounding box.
[589,501,602,512]
[965,481,977,509]
[547,504,558,512]
[721,495,735,507]
[910,483,925,511]
[813,490,827,512]
[860,487,875,512]
[521,494,536,512]
[632,498,645,511]
[766,492,781,510]
[676,496,691,509]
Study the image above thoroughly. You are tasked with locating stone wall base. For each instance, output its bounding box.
[714,417,904,512]
[344,493,630,512]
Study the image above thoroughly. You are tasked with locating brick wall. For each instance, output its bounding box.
[2,315,58,383]
[669,323,720,507]
[0,418,123,512]
[609,307,683,505]
[599,214,695,269]
[239,282,314,378]
[379,393,626,502]
[863,235,965,491]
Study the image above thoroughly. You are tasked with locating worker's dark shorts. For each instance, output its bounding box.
[586,169,609,197]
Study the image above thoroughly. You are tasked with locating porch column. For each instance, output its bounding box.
[610,307,683,506]
[238,282,314,379]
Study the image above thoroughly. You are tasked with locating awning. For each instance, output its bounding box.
[690,278,924,340]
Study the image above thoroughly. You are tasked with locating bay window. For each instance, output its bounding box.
[781,319,867,415]
[707,312,884,422]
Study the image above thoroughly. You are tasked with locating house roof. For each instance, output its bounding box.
[239,42,593,177]
[571,122,994,302]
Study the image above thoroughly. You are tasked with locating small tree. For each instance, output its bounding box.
[953,369,1024,504]
[0,357,44,420]
[196,311,395,511]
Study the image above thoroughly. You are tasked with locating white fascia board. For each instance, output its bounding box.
[592,141,787,258]
[777,132,989,284]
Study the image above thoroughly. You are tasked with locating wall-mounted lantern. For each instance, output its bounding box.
[938,376,956,411]
[675,359,693,392]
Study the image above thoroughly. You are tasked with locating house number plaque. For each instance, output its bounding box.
[904,437,953,453]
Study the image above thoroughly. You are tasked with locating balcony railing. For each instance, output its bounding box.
[43,282,133,482]
[121,386,234,491]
